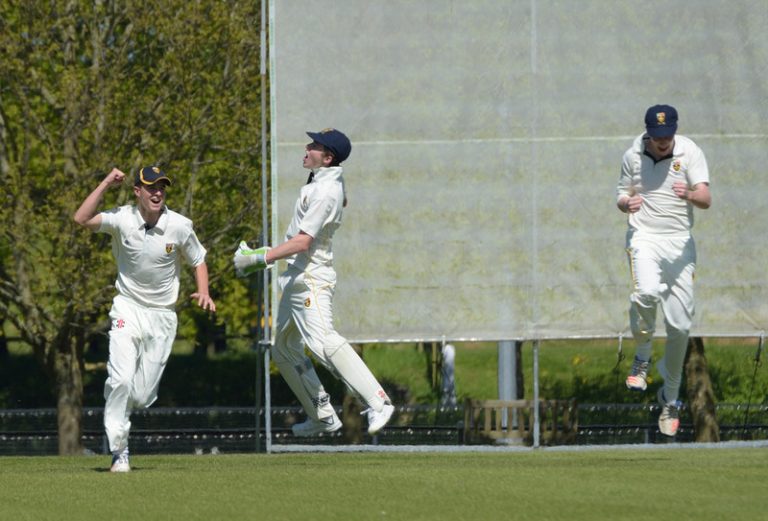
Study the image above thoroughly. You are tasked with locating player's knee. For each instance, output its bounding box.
[105,374,133,394]
[272,335,301,364]
[271,344,289,363]
[131,392,157,409]
[631,328,653,343]
[631,290,660,308]
[322,333,348,358]
[666,323,690,340]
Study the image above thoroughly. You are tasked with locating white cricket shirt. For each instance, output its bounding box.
[284,166,346,272]
[99,205,207,309]
[617,134,709,237]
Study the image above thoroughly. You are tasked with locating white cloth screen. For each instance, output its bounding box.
[270,0,768,341]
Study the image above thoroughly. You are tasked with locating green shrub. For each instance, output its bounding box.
[1,338,765,408]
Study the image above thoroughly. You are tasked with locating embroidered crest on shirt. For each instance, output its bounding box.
[114,319,125,329]
[166,243,174,254]
[672,160,681,172]
[304,297,311,308]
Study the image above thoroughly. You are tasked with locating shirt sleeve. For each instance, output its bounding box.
[298,195,338,238]
[181,226,207,267]
[97,207,121,234]
[687,145,710,186]
[616,150,635,202]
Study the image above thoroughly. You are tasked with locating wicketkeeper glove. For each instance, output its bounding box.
[233,241,273,277]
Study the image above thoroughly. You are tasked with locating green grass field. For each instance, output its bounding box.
[1,448,766,521]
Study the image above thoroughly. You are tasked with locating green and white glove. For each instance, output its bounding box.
[233,241,272,277]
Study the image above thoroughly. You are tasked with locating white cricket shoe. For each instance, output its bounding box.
[110,450,130,473]
[364,403,395,435]
[657,387,681,437]
[291,413,342,437]
[625,356,650,391]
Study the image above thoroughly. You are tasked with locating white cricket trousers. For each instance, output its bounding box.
[626,232,696,402]
[104,295,177,453]
[273,266,389,421]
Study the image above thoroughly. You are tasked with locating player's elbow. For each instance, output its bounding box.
[295,232,314,252]
[296,239,312,253]
[697,192,712,209]
[693,184,711,209]
[73,211,98,230]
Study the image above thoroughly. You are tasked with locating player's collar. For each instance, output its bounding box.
[134,205,168,231]
[310,166,343,183]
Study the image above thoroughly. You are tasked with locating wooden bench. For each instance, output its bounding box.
[463,399,578,446]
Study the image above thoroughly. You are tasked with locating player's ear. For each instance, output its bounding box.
[133,185,141,197]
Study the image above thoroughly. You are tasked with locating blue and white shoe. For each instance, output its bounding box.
[625,357,650,391]
[657,388,681,436]
[110,449,130,473]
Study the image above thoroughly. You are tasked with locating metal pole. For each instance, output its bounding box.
[260,0,273,454]
[263,341,272,453]
[498,340,516,429]
[254,338,262,452]
[533,339,540,448]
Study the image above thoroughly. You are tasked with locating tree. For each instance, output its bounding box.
[684,337,720,442]
[0,0,264,454]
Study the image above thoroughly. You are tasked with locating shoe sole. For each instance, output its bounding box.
[292,421,343,437]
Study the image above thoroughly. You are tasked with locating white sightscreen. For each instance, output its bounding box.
[269,0,768,342]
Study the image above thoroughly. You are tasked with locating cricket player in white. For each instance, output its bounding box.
[616,105,711,436]
[234,128,394,437]
[74,166,216,471]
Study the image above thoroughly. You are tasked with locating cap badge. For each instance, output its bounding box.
[656,112,667,125]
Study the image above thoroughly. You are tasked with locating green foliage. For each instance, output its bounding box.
[0,1,265,437]
[3,338,767,408]
[362,344,437,403]
[361,339,768,406]
[706,339,767,403]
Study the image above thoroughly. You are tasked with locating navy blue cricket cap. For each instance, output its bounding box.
[135,166,172,186]
[644,104,678,138]
[306,128,352,163]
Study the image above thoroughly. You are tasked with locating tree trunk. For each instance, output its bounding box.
[0,328,8,359]
[342,393,364,444]
[684,337,720,442]
[54,346,84,455]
